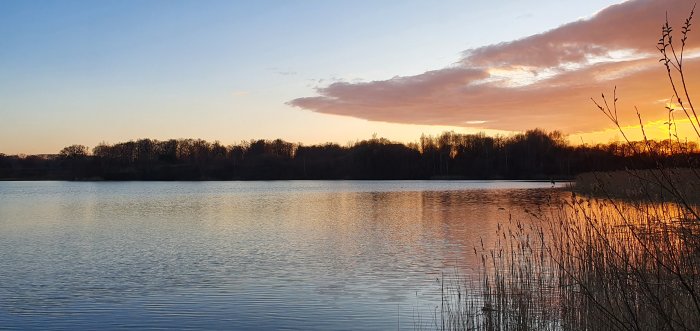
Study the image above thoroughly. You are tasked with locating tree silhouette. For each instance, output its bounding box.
[1,130,696,180]
[59,145,89,159]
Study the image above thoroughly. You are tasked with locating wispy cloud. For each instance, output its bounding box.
[267,67,298,76]
[289,0,699,133]
[232,90,250,97]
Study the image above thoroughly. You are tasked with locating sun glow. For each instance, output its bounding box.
[571,117,700,145]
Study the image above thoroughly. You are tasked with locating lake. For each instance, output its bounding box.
[0,181,567,330]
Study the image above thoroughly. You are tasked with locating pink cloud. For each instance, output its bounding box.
[289,0,699,133]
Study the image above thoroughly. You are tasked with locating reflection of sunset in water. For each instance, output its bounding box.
[0,181,565,330]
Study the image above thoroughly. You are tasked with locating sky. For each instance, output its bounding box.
[1,0,698,154]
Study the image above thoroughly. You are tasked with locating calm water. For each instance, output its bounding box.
[0,181,566,330]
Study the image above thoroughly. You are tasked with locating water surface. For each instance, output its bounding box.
[0,181,566,330]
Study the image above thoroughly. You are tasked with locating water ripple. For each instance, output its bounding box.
[0,181,564,330]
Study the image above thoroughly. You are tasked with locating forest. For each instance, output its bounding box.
[1,129,698,180]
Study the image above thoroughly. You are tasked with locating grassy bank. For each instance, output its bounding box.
[575,168,700,203]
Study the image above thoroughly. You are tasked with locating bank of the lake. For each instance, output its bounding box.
[575,168,699,202]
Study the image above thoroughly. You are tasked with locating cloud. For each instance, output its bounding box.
[267,67,298,76]
[232,90,250,97]
[289,0,699,134]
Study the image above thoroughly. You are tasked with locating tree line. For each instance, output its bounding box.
[1,129,697,180]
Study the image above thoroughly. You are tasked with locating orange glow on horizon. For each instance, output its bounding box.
[571,116,700,145]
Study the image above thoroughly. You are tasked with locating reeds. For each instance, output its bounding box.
[434,7,700,330]
[436,192,700,330]
[549,196,700,330]
[437,214,561,331]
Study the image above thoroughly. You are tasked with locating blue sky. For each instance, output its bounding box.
[0,0,650,154]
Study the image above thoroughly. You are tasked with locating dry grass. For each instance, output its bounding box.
[436,197,700,331]
[575,168,700,203]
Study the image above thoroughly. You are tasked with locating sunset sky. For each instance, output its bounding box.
[1,0,698,154]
